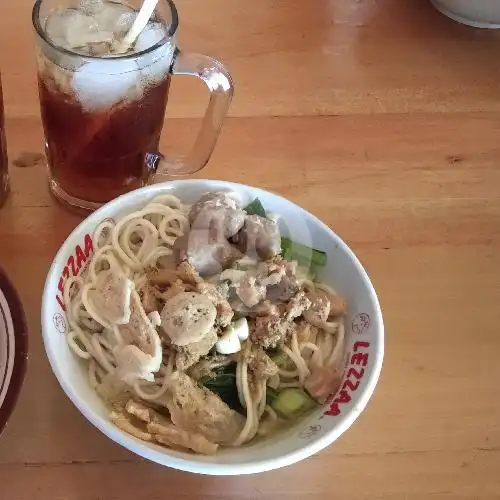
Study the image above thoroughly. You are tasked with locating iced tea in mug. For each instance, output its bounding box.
[32,0,233,210]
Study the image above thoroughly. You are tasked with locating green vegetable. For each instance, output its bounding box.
[199,363,244,414]
[281,237,327,268]
[270,388,317,419]
[266,386,279,405]
[271,352,294,371]
[244,198,267,217]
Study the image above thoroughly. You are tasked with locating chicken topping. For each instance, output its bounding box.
[160,292,217,346]
[175,328,218,370]
[245,300,280,318]
[118,291,158,351]
[247,346,279,382]
[233,257,300,308]
[304,291,347,327]
[176,261,202,285]
[188,354,234,380]
[160,279,188,302]
[196,282,234,327]
[248,291,310,349]
[264,258,299,301]
[114,296,163,385]
[328,292,348,317]
[250,314,294,349]
[305,366,343,403]
[236,275,266,307]
[138,283,157,314]
[147,267,178,286]
[285,291,312,321]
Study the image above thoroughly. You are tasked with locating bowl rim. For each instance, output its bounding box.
[0,266,28,435]
[41,179,384,475]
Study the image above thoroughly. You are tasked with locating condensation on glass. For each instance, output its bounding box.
[0,77,9,207]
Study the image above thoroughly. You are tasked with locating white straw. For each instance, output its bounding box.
[117,0,159,52]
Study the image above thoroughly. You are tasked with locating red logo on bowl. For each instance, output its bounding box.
[55,233,93,311]
[324,341,370,417]
[352,313,370,335]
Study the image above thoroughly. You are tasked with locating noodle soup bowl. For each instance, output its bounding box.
[42,180,384,475]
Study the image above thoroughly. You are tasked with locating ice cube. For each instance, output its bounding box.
[79,0,105,16]
[72,59,142,111]
[67,30,114,49]
[134,22,166,52]
[137,34,175,85]
[134,24,172,84]
[45,8,81,49]
[63,12,101,50]
[115,12,137,34]
[95,2,137,36]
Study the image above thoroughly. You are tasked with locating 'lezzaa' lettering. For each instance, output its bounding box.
[55,233,94,312]
[324,341,370,417]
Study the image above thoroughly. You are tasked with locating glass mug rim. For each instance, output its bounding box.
[31,0,179,61]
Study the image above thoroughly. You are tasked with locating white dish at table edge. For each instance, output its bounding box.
[0,267,28,436]
[41,179,384,475]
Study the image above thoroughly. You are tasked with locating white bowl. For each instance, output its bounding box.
[41,180,384,475]
[431,0,500,28]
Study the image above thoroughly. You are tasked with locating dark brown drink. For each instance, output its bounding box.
[35,0,177,208]
[38,73,170,204]
[33,0,234,211]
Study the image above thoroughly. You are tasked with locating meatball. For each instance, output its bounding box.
[189,192,246,238]
[233,215,281,261]
[173,228,242,277]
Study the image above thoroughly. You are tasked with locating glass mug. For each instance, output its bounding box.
[32,0,233,211]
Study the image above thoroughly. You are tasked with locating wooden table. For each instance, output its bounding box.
[1,0,500,498]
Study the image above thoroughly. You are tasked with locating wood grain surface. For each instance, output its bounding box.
[1,0,500,498]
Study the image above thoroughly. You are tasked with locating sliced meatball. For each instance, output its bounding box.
[173,228,242,277]
[160,292,217,346]
[234,215,281,261]
[189,192,246,238]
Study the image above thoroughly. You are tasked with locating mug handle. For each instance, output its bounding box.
[146,49,234,178]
